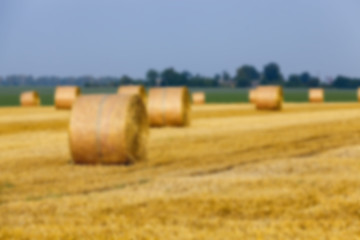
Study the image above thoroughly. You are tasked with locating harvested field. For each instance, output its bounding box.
[1,103,360,239]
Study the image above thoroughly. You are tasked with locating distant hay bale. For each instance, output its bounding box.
[118,85,146,103]
[55,86,81,109]
[69,94,148,165]
[309,88,324,103]
[148,87,190,127]
[249,88,257,103]
[192,92,206,104]
[255,86,283,110]
[20,91,40,107]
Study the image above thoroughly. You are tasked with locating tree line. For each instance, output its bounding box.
[0,62,359,88]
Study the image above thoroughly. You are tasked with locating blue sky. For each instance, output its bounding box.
[0,0,359,79]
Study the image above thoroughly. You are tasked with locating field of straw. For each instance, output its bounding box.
[2,103,360,239]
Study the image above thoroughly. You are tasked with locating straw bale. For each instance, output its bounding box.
[69,94,148,164]
[148,87,190,127]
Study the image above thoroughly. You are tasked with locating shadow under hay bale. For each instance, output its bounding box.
[148,87,190,127]
[69,94,148,165]
[55,86,81,109]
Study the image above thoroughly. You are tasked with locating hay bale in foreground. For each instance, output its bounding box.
[69,94,148,164]
[20,91,40,107]
[148,87,190,127]
[249,88,257,103]
[255,86,283,110]
[309,88,324,103]
[118,85,146,103]
[192,92,206,104]
[55,86,81,109]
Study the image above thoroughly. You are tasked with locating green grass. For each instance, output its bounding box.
[0,86,357,106]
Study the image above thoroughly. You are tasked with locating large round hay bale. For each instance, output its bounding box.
[69,94,148,165]
[148,87,190,127]
[309,88,324,103]
[192,92,205,104]
[118,85,146,103]
[20,91,40,107]
[249,88,257,103]
[255,86,283,110]
[54,86,81,109]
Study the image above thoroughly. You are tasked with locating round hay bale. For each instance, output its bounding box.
[118,85,146,103]
[55,86,81,109]
[255,86,283,110]
[69,94,148,165]
[309,88,324,103]
[148,87,190,127]
[249,88,257,103]
[192,92,206,104]
[20,91,40,107]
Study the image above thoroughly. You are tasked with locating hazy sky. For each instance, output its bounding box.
[0,0,359,79]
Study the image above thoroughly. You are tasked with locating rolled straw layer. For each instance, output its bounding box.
[192,92,205,105]
[249,89,257,103]
[118,85,146,103]
[255,86,283,110]
[309,88,324,103]
[69,94,148,164]
[20,91,40,107]
[55,86,81,109]
[148,87,190,127]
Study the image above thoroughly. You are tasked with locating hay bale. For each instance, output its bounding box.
[148,87,190,127]
[118,85,146,103]
[54,86,81,109]
[255,86,283,110]
[69,94,148,164]
[192,92,206,104]
[309,88,324,103]
[20,91,40,107]
[249,88,257,103]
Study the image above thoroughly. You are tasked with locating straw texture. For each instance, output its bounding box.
[118,85,146,103]
[192,92,206,105]
[55,86,81,109]
[20,91,40,107]
[148,87,190,127]
[69,94,148,164]
[249,89,257,103]
[255,86,283,110]
[309,88,324,103]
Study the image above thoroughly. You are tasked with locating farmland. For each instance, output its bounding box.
[0,86,358,106]
[2,102,360,239]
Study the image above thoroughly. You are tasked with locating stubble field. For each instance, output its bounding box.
[1,103,360,239]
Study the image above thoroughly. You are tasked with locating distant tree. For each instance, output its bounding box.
[120,75,134,85]
[308,77,320,87]
[146,69,158,86]
[222,71,231,81]
[299,72,311,85]
[286,72,320,87]
[261,62,284,85]
[286,74,303,87]
[161,68,184,86]
[234,65,260,87]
